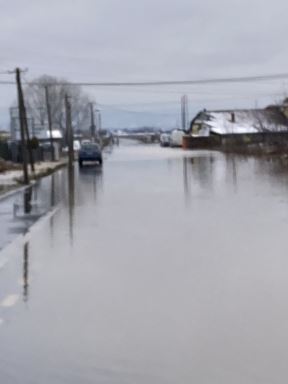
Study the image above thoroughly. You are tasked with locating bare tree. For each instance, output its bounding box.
[23,75,93,134]
[252,110,268,132]
[252,108,288,133]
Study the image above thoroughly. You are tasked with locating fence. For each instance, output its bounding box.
[0,140,11,161]
[0,141,45,163]
[183,132,288,151]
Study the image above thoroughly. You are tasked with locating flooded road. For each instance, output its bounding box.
[1,144,288,383]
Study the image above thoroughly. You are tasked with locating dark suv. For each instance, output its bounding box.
[78,143,102,167]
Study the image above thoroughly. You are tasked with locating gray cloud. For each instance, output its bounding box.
[1,0,288,128]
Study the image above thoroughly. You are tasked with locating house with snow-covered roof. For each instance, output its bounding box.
[182,106,288,150]
[189,107,288,137]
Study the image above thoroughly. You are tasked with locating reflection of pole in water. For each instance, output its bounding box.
[24,186,32,214]
[23,242,29,302]
[93,170,104,203]
[68,164,75,244]
[231,156,238,191]
[50,173,56,208]
[226,155,238,192]
[183,157,191,204]
[50,173,56,239]
[93,172,97,202]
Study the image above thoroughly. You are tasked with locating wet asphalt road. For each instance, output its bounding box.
[1,143,288,383]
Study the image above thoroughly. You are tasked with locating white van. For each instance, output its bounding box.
[160,133,171,147]
[170,130,185,147]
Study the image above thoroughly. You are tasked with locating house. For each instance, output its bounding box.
[183,105,288,150]
[189,107,288,137]
[8,129,63,162]
[0,130,11,141]
[37,129,63,161]
[280,98,288,119]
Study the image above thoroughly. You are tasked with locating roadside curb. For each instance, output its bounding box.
[0,161,68,202]
[0,184,32,202]
[0,205,60,257]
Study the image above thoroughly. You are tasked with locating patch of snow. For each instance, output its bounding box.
[0,170,22,186]
[46,129,62,139]
[196,111,288,136]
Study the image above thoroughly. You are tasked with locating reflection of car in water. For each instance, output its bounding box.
[78,143,102,167]
[160,133,171,147]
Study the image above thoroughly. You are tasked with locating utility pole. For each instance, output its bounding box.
[181,95,188,132]
[65,95,74,236]
[15,68,29,185]
[14,68,35,173]
[45,85,55,161]
[89,102,96,141]
[98,111,102,132]
[22,96,35,173]
[23,111,35,173]
[96,109,102,147]
[65,95,74,167]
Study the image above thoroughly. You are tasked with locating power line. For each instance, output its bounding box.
[101,107,178,115]
[67,73,288,86]
[1,72,288,87]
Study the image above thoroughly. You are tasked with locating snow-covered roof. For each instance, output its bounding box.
[210,112,260,134]
[193,108,288,136]
[46,130,63,139]
[12,128,63,141]
[37,129,63,140]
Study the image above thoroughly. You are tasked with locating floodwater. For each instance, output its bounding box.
[1,143,288,383]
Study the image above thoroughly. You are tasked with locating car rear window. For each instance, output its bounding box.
[81,144,100,150]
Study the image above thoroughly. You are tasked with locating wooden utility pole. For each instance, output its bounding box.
[98,111,102,132]
[15,68,29,185]
[22,106,35,173]
[15,68,35,173]
[181,95,188,132]
[89,102,96,141]
[45,85,55,161]
[65,95,74,167]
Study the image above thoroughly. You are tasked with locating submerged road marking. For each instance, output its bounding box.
[1,294,19,308]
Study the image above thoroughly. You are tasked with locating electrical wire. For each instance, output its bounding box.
[1,72,288,87]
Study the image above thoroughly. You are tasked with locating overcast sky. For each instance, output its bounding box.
[1,0,288,129]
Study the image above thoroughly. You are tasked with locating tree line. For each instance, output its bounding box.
[16,74,95,134]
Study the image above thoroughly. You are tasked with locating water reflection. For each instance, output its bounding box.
[194,155,215,190]
[254,156,288,185]
[12,186,36,236]
[225,154,239,193]
[13,181,53,223]
[183,157,191,205]
[5,146,288,384]
[23,186,33,215]
[181,153,288,202]
[49,174,56,238]
[68,164,75,244]
[78,165,103,204]
[23,242,29,303]
[182,155,216,201]
[50,173,56,208]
